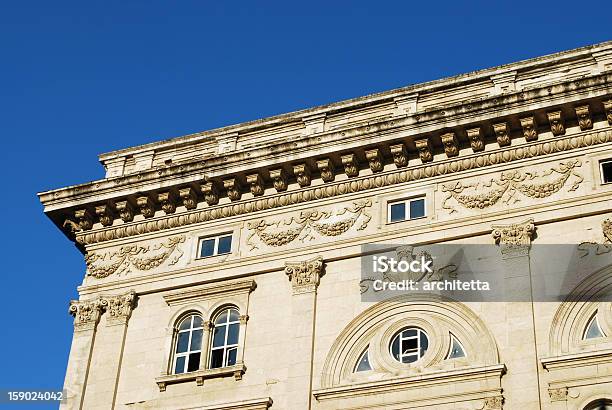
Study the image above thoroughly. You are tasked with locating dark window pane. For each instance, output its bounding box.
[200,239,215,257]
[410,198,425,219]
[229,309,239,322]
[174,356,186,374]
[390,203,405,222]
[404,328,417,337]
[176,332,190,353]
[210,349,224,369]
[602,161,612,183]
[178,316,192,330]
[227,348,237,366]
[227,323,239,345]
[192,315,203,328]
[212,326,226,347]
[187,352,201,372]
[403,338,418,351]
[420,332,429,351]
[190,329,203,350]
[218,235,232,254]
[391,337,400,361]
[355,350,372,372]
[215,310,228,325]
[403,354,418,364]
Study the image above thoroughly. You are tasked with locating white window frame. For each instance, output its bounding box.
[387,196,426,224]
[390,327,428,364]
[173,314,203,374]
[600,159,612,184]
[209,307,241,369]
[198,233,233,258]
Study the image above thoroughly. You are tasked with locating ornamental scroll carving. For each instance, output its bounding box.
[285,256,324,294]
[578,217,612,257]
[85,235,185,278]
[442,159,583,214]
[247,200,372,250]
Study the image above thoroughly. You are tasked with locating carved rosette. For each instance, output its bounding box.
[440,132,459,157]
[201,182,219,206]
[75,209,93,231]
[390,143,408,167]
[293,163,311,187]
[548,387,568,402]
[246,173,265,196]
[285,257,324,294]
[483,396,503,409]
[341,154,359,177]
[269,169,288,192]
[547,111,565,135]
[493,122,510,147]
[414,138,433,163]
[69,299,103,331]
[466,128,484,152]
[223,177,242,201]
[365,148,384,172]
[575,105,592,130]
[520,116,538,141]
[604,100,612,125]
[115,200,134,222]
[95,204,115,227]
[317,158,335,182]
[491,218,535,257]
[136,196,156,218]
[178,187,197,210]
[100,291,137,326]
[158,192,177,214]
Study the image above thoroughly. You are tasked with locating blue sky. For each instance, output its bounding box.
[0,0,609,407]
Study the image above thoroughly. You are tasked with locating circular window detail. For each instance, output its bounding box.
[390,327,429,363]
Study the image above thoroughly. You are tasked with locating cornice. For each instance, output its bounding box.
[541,348,612,370]
[72,128,612,246]
[163,279,256,306]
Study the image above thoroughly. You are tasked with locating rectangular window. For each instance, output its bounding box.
[198,233,232,258]
[388,197,426,223]
[601,160,612,184]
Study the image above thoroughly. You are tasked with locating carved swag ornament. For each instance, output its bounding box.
[85,235,185,278]
[247,200,372,250]
[441,160,583,214]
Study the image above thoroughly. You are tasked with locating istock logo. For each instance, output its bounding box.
[372,255,433,274]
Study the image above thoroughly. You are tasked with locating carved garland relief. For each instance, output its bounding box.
[247,200,372,250]
[441,159,583,214]
[85,235,185,279]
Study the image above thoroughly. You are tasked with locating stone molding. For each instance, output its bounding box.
[163,279,256,306]
[71,129,612,246]
[69,290,136,330]
[284,256,324,294]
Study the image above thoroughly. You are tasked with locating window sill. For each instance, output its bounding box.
[155,363,246,392]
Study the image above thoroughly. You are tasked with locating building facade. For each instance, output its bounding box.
[39,42,612,409]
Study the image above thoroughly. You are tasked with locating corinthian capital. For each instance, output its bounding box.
[491,218,535,257]
[69,299,103,331]
[100,291,137,326]
[284,257,325,294]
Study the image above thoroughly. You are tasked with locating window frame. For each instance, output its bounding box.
[209,307,241,369]
[389,327,429,364]
[172,314,204,375]
[387,196,426,224]
[600,159,612,185]
[197,233,233,259]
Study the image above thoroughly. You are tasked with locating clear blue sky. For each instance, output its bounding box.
[0,1,609,408]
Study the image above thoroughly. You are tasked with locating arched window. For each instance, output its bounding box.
[584,398,612,410]
[446,333,466,359]
[584,313,606,340]
[390,327,428,364]
[173,314,203,374]
[210,307,240,369]
[354,347,372,372]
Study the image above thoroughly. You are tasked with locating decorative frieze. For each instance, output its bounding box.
[69,299,103,331]
[293,163,311,187]
[414,138,433,163]
[269,169,288,192]
[604,100,612,125]
[519,116,538,141]
[365,148,384,172]
[285,256,324,294]
[201,182,220,206]
[493,122,510,147]
[178,187,198,210]
[547,111,565,135]
[466,128,484,152]
[74,129,612,246]
[575,105,592,130]
[223,177,242,201]
[100,291,136,326]
[246,173,265,197]
[389,143,408,167]
[75,209,93,231]
[440,132,459,157]
[317,158,335,182]
[158,192,176,214]
[95,204,114,227]
[136,196,156,218]
[115,200,134,222]
[341,154,360,177]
